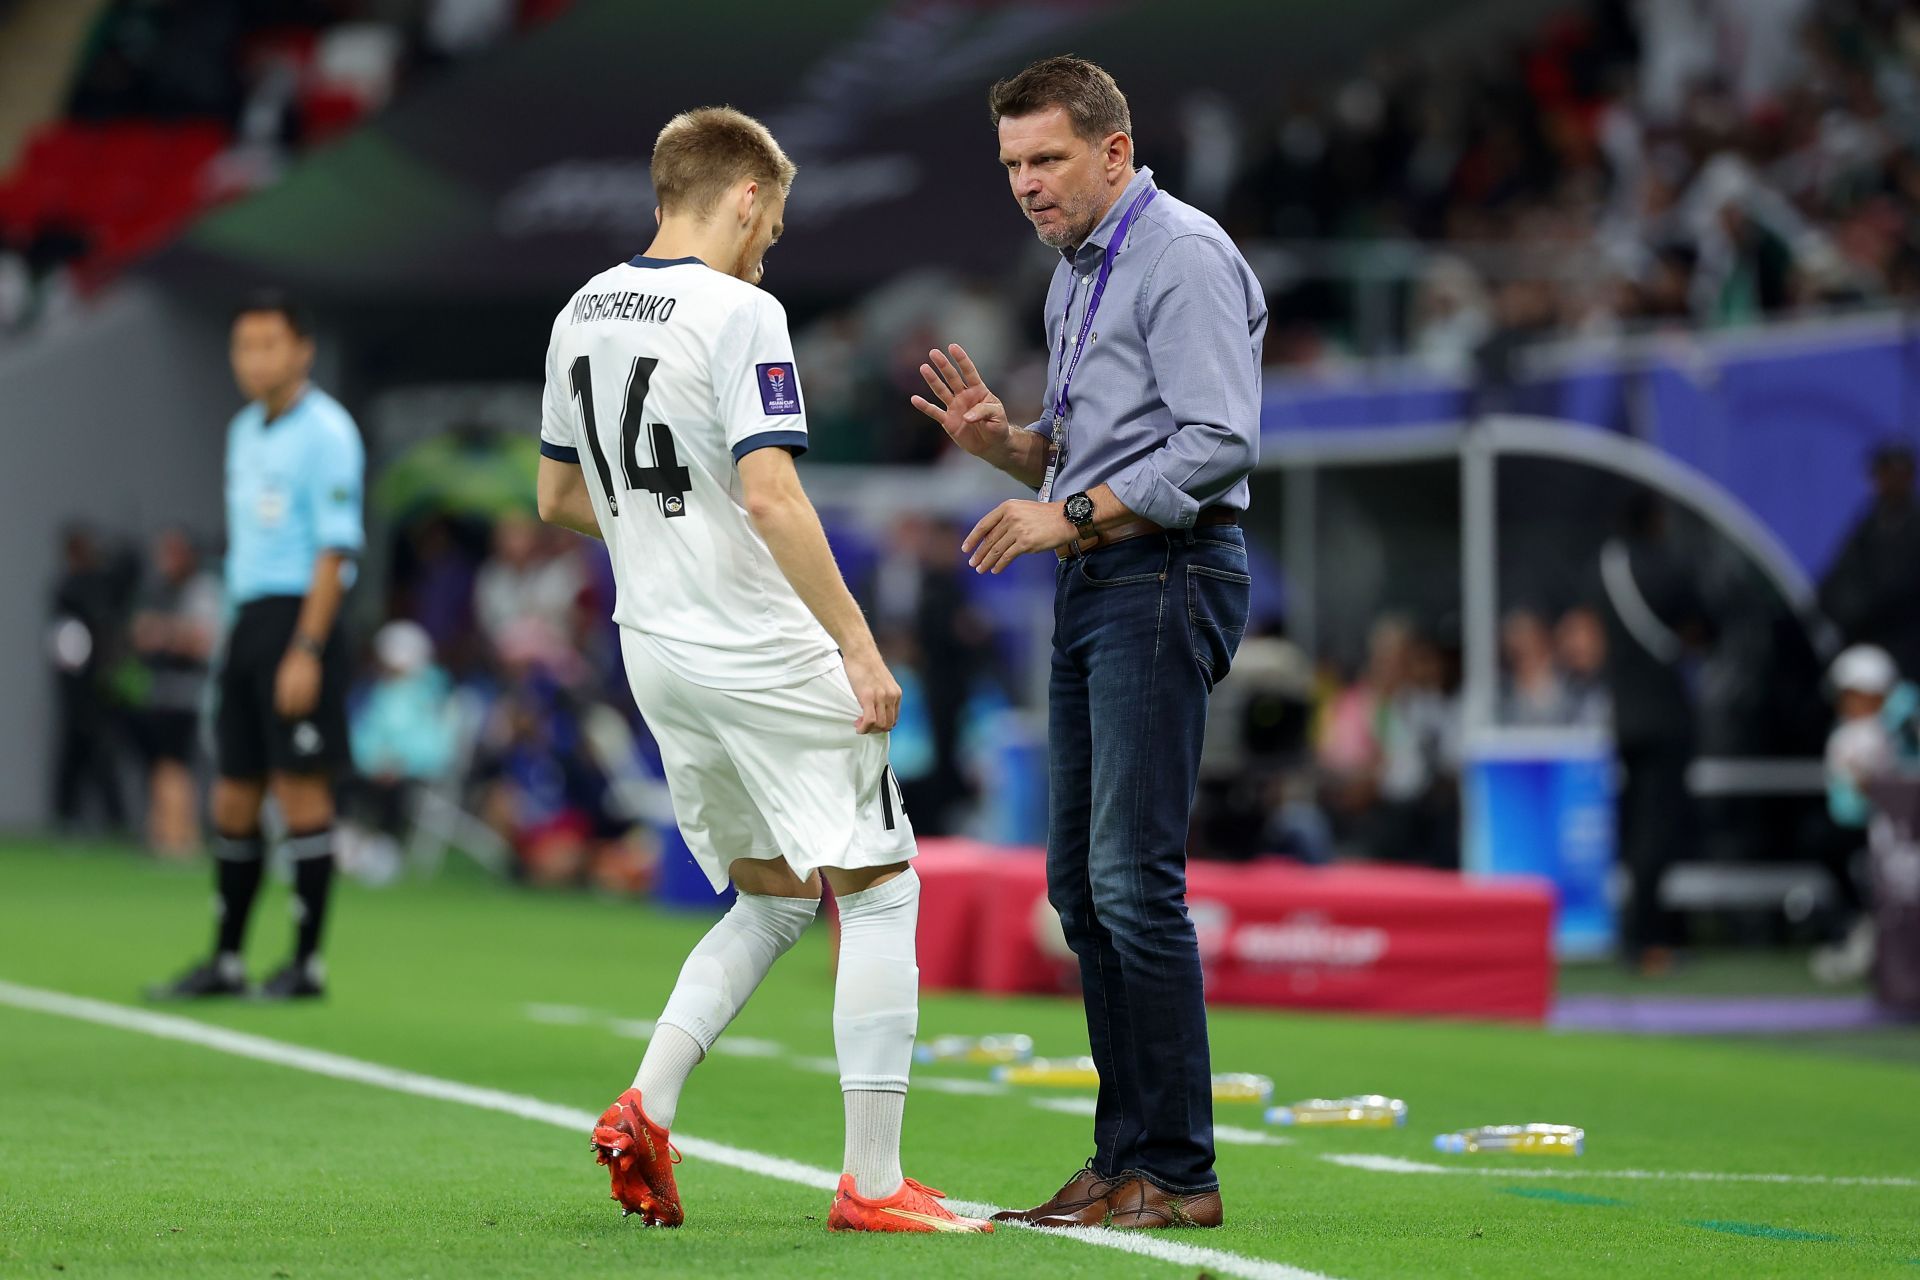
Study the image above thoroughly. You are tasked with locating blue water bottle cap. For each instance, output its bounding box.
[1434,1133,1469,1154]
[1265,1106,1295,1126]
[989,1065,1011,1083]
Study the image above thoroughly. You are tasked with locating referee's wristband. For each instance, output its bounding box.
[292,633,326,658]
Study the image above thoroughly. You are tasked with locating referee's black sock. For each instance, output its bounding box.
[212,832,267,959]
[286,828,336,969]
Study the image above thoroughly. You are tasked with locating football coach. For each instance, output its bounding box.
[910,55,1266,1229]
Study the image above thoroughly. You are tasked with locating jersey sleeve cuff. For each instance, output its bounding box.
[731,431,810,463]
[540,440,581,464]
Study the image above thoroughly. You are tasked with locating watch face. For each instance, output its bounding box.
[1066,494,1095,525]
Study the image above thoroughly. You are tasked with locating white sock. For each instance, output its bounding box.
[632,1025,703,1130]
[638,891,818,1128]
[843,1090,906,1199]
[833,869,921,1198]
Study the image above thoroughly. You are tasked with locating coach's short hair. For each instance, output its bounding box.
[988,55,1132,145]
[233,289,312,339]
[651,107,797,219]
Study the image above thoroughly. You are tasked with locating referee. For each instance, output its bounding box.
[150,294,365,1001]
[911,57,1265,1228]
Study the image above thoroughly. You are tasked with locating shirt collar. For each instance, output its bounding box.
[629,254,704,269]
[1063,166,1156,266]
[259,383,310,428]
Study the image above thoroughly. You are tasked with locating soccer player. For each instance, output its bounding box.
[535,108,990,1235]
[149,294,364,1002]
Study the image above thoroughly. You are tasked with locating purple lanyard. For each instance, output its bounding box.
[1050,184,1157,432]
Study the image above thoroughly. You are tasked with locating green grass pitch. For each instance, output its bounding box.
[2,841,1917,1278]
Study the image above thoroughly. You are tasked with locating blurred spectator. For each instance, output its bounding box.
[1499,608,1573,726]
[1823,644,1916,829]
[1598,494,1711,973]
[1195,620,1327,862]
[474,511,583,651]
[1555,605,1613,727]
[346,620,455,878]
[1820,443,1920,679]
[861,516,993,834]
[401,515,479,663]
[1814,642,1918,982]
[48,526,132,834]
[1319,616,1460,866]
[475,617,647,892]
[125,528,221,857]
[1410,255,1493,379]
[423,0,517,60]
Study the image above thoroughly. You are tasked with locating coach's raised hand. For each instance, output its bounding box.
[912,345,1046,489]
[912,344,1007,456]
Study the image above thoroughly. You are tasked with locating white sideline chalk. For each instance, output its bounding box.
[0,980,1335,1280]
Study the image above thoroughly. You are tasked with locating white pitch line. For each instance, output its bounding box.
[0,981,1334,1280]
[1321,1153,1919,1189]
[522,1002,601,1025]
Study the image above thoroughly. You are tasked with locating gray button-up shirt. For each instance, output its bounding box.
[1024,166,1267,528]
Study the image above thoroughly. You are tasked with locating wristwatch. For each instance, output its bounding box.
[1063,492,1096,536]
[293,633,326,658]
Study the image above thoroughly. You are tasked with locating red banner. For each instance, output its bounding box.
[913,840,1555,1022]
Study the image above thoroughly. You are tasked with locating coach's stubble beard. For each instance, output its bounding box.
[1031,185,1106,253]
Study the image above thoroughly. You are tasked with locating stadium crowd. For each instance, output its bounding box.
[781,0,1920,463]
[0,0,572,338]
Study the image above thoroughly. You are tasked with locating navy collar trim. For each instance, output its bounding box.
[629,255,704,269]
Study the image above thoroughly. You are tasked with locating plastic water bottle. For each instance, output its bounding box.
[1265,1095,1408,1128]
[995,1059,1272,1100]
[1212,1074,1275,1104]
[914,1034,1035,1066]
[994,1056,1099,1086]
[1434,1124,1584,1156]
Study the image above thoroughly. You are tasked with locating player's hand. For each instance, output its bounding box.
[275,649,322,719]
[910,344,1012,463]
[843,648,901,735]
[963,499,1076,574]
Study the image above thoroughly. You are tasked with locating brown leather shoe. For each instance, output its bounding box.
[989,1164,1123,1224]
[1031,1175,1223,1229]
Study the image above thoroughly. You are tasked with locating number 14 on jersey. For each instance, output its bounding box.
[569,354,692,518]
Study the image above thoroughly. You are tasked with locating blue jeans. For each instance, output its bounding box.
[1046,525,1251,1195]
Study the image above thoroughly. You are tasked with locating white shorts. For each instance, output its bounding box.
[619,629,916,893]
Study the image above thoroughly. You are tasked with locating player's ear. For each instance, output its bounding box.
[653,206,662,227]
[737,179,760,229]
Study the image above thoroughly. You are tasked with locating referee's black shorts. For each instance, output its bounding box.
[214,596,350,781]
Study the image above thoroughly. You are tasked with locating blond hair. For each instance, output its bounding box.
[651,107,796,219]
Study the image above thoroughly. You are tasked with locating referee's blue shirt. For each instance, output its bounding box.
[224,385,366,606]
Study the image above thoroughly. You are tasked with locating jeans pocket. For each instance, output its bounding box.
[1186,564,1251,690]
[1078,536,1171,587]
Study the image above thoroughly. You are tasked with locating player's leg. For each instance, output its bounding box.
[592,632,817,1224]
[257,614,350,1000]
[595,853,818,1227]
[259,770,337,999]
[715,670,989,1233]
[634,853,820,1132]
[819,860,917,1201]
[148,618,270,1000]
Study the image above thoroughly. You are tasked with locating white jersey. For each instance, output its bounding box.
[540,255,839,691]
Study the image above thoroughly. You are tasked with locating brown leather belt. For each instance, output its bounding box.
[1057,506,1241,561]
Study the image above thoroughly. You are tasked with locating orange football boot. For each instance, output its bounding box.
[826,1174,994,1233]
[590,1088,683,1226]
